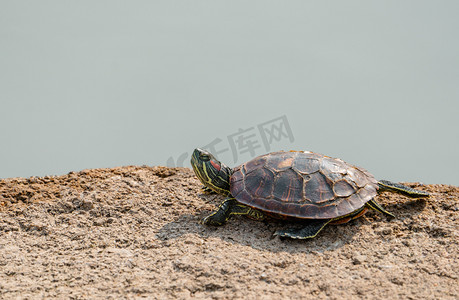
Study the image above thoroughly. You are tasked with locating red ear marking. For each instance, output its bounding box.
[210,160,221,171]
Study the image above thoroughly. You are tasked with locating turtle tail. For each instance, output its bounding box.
[378,180,430,197]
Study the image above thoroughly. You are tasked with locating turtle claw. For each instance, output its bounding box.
[273,230,283,237]
[273,230,285,238]
[201,186,217,194]
[200,215,212,225]
[274,229,308,240]
[201,215,225,226]
[273,230,297,239]
[273,219,331,240]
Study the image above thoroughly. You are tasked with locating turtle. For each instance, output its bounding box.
[190,148,429,239]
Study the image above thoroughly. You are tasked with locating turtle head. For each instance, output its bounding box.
[191,148,232,195]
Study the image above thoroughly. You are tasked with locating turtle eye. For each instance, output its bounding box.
[200,153,210,161]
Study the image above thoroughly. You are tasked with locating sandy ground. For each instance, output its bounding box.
[0,166,457,299]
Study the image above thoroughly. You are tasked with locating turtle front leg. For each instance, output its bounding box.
[201,197,265,226]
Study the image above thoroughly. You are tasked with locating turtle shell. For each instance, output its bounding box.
[229,151,379,219]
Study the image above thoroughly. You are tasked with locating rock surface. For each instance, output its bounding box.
[0,166,457,299]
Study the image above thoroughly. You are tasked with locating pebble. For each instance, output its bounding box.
[352,255,367,265]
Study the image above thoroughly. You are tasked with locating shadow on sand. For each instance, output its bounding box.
[156,195,427,254]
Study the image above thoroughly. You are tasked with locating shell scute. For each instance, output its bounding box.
[300,204,320,218]
[337,197,356,215]
[347,168,371,188]
[230,166,244,183]
[304,173,335,204]
[333,179,356,197]
[321,157,348,174]
[235,189,252,203]
[245,168,275,199]
[320,204,340,219]
[272,169,304,202]
[244,155,268,173]
[266,151,297,172]
[292,157,321,174]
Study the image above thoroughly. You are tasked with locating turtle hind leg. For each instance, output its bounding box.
[366,199,395,218]
[378,180,430,197]
[274,219,332,239]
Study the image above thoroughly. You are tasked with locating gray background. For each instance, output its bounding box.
[1,1,458,185]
